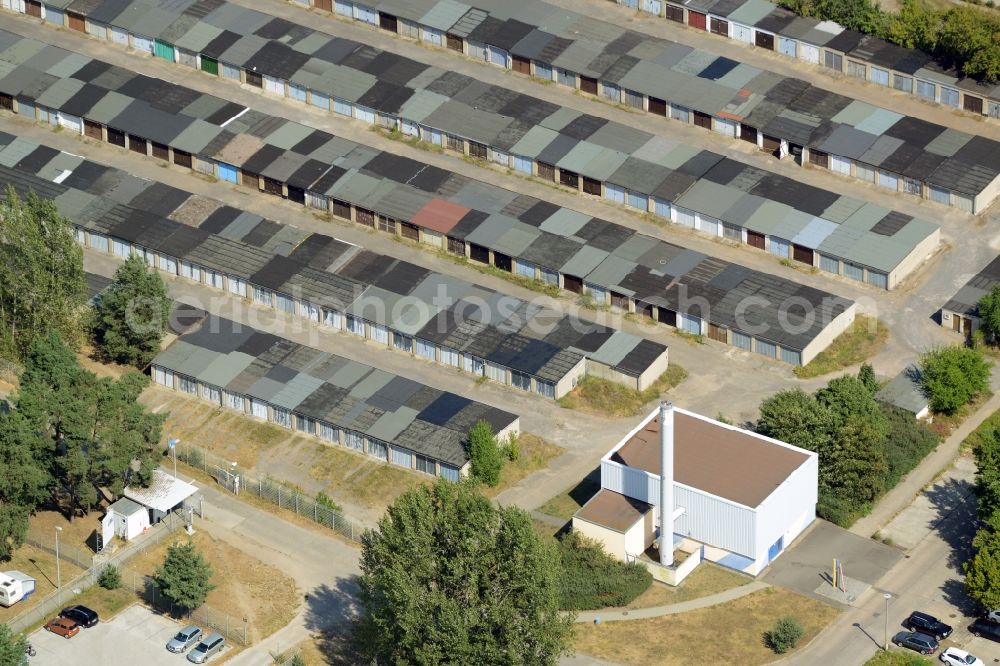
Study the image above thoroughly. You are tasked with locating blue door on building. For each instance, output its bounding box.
[768,536,784,562]
[218,162,238,183]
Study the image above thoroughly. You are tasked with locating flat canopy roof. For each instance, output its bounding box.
[575,488,651,533]
[123,469,198,513]
[609,408,811,508]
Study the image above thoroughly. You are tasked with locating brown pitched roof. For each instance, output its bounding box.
[575,488,651,532]
[610,411,810,508]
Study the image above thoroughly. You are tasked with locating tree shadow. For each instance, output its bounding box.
[922,477,977,570]
[923,476,979,615]
[302,577,363,665]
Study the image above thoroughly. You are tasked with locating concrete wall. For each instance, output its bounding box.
[800,301,857,366]
[572,517,628,562]
[888,226,942,290]
[975,173,1000,215]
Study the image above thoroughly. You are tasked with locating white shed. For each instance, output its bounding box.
[575,406,818,576]
[106,497,150,541]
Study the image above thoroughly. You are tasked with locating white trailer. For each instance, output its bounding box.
[0,570,36,606]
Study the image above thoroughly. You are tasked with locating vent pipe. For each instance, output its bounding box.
[659,401,674,566]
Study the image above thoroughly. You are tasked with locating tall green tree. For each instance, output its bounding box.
[0,410,50,560]
[0,625,28,665]
[826,415,888,504]
[883,0,941,50]
[975,428,1000,520]
[357,480,573,665]
[978,286,1000,345]
[468,419,504,487]
[154,541,215,613]
[966,527,1000,611]
[920,345,992,414]
[93,254,171,367]
[816,375,888,437]
[12,332,164,521]
[756,389,834,454]
[0,187,87,360]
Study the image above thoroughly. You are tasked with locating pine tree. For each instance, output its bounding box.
[93,254,171,367]
[154,541,215,613]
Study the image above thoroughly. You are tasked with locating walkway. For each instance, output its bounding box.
[572,581,769,624]
[851,378,1000,537]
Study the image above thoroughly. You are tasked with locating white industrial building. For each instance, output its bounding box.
[573,404,818,576]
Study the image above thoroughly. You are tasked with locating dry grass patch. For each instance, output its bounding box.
[0,542,86,624]
[484,433,564,498]
[794,316,888,379]
[935,390,993,442]
[574,586,839,665]
[558,366,687,417]
[624,563,752,608]
[537,472,601,521]
[123,530,300,642]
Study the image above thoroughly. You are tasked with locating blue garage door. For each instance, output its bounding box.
[218,162,238,183]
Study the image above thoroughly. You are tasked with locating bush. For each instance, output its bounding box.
[557,532,651,610]
[817,491,862,527]
[290,655,306,666]
[316,491,343,514]
[765,616,804,653]
[881,405,939,489]
[920,345,992,414]
[468,420,503,486]
[98,564,121,590]
[504,434,520,462]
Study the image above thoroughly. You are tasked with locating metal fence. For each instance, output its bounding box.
[7,511,184,635]
[120,567,248,645]
[174,442,365,542]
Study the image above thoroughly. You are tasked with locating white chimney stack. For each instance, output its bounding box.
[659,401,674,566]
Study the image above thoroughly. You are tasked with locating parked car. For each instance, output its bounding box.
[969,618,1000,642]
[893,631,939,655]
[59,605,98,628]
[985,608,1000,623]
[940,647,985,666]
[186,633,225,664]
[44,617,80,639]
[166,626,203,653]
[905,611,953,640]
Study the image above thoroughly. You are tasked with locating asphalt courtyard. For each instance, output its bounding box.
[762,520,902,607]
[29,604,231,666]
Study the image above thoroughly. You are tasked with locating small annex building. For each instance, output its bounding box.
[877,365,931,421]
[123,470,199,524]
[574,405,817,576]
[104,497,149,542]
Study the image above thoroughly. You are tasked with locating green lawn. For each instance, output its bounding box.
[863,650,933,665]
[537,472,601,521]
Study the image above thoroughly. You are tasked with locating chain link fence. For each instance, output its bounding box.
[174,442,364,542]
[7,511,184,635]
[119,567,248,645]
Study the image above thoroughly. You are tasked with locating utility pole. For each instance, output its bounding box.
[54,526,63,594]
[883,592,892,650]
[168,438,180,478]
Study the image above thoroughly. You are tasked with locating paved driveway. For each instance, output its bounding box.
[29,604,230,666]
[762,520,902,606]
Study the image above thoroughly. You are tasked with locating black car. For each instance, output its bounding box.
[970,618,1000,642]
[904,611,952,640]
[59,605,98,628]
[892,631,939,655]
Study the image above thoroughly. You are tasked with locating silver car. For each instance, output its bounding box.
[186,633,225,663]
[166,626,202,653]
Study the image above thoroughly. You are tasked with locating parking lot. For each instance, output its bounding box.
[29,604,232,666]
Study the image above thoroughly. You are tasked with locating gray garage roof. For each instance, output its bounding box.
[152,314,518,467]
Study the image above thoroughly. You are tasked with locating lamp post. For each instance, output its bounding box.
[168,438,180,478]
[230,462,239,495]
[54,526,63,593]
[883,592,892,650]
